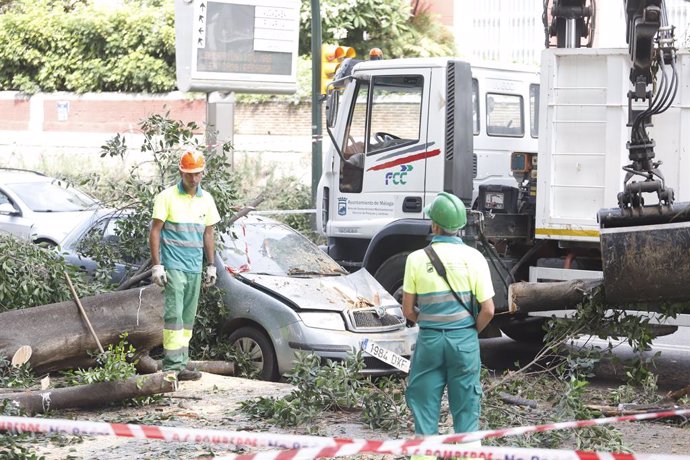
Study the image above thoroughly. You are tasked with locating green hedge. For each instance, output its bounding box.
[0,1,176,93]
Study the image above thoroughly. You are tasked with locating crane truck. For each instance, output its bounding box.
[316,0,690,341]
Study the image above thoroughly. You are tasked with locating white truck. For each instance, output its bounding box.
[316,59,540,290]
[316,0,690,341]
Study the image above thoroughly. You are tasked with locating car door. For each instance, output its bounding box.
[0,188,33,240]
[65,215,128,284]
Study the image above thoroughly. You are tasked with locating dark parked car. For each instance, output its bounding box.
[0,168,100,246]
[60,211,417,380]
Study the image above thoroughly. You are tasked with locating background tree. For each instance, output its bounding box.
[0,0,175,93]
[298,0,455,58]
[0,0,455,94]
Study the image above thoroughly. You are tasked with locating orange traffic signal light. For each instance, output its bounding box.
[321,44,356,95]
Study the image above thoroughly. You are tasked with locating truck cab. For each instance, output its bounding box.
[317,57,540,297]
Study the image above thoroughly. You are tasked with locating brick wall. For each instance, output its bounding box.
[234,102,313,136]
[0,92,423,138]
[0,95,31,130]
[0,92,316,136]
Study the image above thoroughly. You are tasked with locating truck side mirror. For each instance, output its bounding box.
[0,203,19,216]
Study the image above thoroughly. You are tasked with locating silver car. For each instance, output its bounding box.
[0,168,100,245]
[61,211,418,381]
[217,216,417,380]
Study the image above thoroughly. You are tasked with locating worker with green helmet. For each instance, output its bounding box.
[402,192,495,457]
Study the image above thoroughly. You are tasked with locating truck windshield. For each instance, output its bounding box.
[339,75,424,193]
[342,75,423,156]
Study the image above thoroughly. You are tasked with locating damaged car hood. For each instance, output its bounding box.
[241,268,399,312]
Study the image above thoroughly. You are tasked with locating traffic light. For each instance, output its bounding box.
[321,44,356,95]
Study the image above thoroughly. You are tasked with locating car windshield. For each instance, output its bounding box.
[7,180,98,212]
[220,221,347,277]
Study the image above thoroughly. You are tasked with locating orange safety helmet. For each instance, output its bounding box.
[369,47,383,60]
[179,149,205,173]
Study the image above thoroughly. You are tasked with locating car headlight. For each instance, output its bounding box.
[298,311,346,331]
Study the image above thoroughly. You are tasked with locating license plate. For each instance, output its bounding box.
[360,338,410,373]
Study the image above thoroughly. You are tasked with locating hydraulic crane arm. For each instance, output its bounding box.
[547,0,678,210]
[546,1,690,305]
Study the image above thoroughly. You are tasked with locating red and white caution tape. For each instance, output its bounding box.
[426,408,690,445]
[0,416,340,449]
[214,442,690,460]
[215,408,690,459]
[1,408,688,458]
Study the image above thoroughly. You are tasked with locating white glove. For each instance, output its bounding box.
[151,265,167,287]
[204,265,217,287]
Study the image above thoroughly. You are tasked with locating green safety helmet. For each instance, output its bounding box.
[424,192,467,232]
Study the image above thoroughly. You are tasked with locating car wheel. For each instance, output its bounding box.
[374,252,410,303]
[228,327,278,381]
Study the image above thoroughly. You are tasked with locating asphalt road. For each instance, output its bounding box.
[480,327,690,391]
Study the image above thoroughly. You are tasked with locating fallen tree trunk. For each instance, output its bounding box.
[507,279,604,313]
[508,279,690,315]
[0,286,163,375]
[0,373,175,415]
[585,403,677,416]
[135,355,234,376]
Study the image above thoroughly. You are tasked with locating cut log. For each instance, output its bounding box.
[0,373,175,414]
[665,384,690,402]
[508,279,604,313]
[187,361,235,375]
[585,403,676,416]
[0,286,163,375]
[498,391,537,408]
[135,356,234,376]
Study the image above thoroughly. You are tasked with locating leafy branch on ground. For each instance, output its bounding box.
[240,350,409,434]
[238,295,684,451]
[60,333,163,406]
[0,356,36,389]
[61,333,138,386]
[0,234,96,312]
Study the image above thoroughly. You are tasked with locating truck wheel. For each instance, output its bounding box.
[500,317,548,344]
[374,252,410,302]
[228,327,279,381]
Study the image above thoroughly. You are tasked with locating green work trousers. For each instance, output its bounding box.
[405,327,482,435]
[162,269,201,371]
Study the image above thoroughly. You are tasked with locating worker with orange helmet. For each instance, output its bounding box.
[149,148,221,382]
[369,47,383,60]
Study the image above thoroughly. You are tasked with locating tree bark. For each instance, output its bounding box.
[0,286,163,375]
[508,279,604,313]
[187,360,234,375]
[0,373,175,415]
[135,356,234,376]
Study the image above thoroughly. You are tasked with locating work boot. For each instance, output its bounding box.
[177,369,202,381]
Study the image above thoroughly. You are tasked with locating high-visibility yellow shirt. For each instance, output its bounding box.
[403,235,494,329]
[152,181,220,273]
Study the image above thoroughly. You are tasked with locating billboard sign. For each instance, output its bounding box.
[175,0,300,93]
